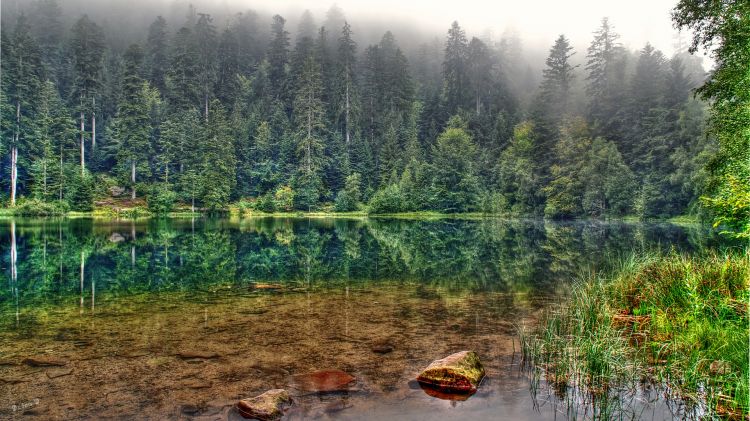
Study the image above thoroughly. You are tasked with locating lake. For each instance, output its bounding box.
[0,217,732,419]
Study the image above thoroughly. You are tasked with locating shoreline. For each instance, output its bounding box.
[0,206,703,224]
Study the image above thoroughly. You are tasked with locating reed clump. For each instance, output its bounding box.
[520,251,749,419]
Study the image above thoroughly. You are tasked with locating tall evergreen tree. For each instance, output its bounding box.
[334,21,359,155]
[267,15,290,102]
[146,16,169,94]
[585,18,626,142]
[4,15,44,205]
[109,44,153,200]
[443,21,469,114]
[194,13,217,119]
[293,57,326,210]
[70,14,105,173]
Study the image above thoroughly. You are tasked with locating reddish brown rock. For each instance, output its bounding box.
[416,351,485,393]
[291,369,356,393]
[237,389,292,420]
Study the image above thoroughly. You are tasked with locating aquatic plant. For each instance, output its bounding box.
[521,251,749,419]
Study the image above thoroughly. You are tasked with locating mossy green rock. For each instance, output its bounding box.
[417,351,485,392]
[237,389,292,420]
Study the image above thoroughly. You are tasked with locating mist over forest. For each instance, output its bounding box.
[0,0,721,218]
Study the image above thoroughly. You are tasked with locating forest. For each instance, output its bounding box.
[0,0,733,220]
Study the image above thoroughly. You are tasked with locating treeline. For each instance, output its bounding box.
[1,1,713,217]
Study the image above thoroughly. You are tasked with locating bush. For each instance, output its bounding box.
[236,199,254,213]
[334,190,357,212]
[257,193,275,212]
[147,184,177,215]
[368,184,404,214]
[274,186,295,212]
[13,199,69,216]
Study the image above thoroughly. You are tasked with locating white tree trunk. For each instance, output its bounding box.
[11,101,20,206]
[80,109,85,176]
[91,97,96,149]
[345,81,350,148]
[131,161,136,200]
[10,146,17,207]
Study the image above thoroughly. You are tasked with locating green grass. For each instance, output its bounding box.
[520,251,749,419]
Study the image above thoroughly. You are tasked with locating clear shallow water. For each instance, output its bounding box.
[0,217,732,420]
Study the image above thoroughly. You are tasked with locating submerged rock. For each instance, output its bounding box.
[177,350,220,359]
[237,389,292,420]
[291,369,356,393]
[371,339,394,354]
[46,368,73,379]
[22,356,68,367]
[416,351,485,393]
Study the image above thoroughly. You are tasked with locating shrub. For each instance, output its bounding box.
[147,184,177,215]
[368,184,404,214]
[274,186,295,212]
[257,193,276,212]
[334,190,357,212]
[13,199,69,216]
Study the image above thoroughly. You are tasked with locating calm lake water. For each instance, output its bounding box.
[0,217,733,420]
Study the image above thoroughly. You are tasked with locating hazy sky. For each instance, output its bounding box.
[243,0,690,57]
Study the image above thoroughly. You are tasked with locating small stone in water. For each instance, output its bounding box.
[237,389,292,420]
[416,350,485,393]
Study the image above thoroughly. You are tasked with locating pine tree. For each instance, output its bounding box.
[198,100,236,210]
[293,57,326,209]
[146,16,169,94]
[167,26,200,111]
[30,81,77,202]
[267,15,290,102]
[431,116,480,212]
[467,37,492,116]
[70,14,105,173]
[109,44,153,200]
[334,21,359,156]
[443,21,469,114]
[531,35,577,171]
[585,18,627,142]
[215,28,240,107]
[194,13,217,119]
[5,15,44,205]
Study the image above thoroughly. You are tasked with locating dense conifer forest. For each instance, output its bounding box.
[0,0,733,219]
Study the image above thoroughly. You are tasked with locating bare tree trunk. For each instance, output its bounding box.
[165,164,169,184]
[476,92,480,116]
[91,97,96,149]
[43,158,47,199]
[11,101,20,206]
[10,146,17,207]
[345,81,350,148]
[80,109,85,176]
[131,161,136,199]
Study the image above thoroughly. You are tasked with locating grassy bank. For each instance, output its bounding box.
[520,251,749,419]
